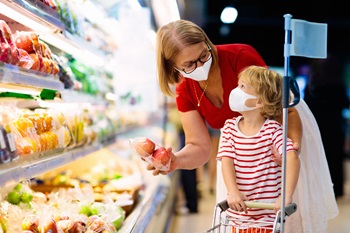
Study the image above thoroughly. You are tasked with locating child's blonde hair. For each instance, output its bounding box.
[238,65,283,119]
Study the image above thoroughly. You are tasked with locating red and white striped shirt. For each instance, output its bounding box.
[217,116,295,224]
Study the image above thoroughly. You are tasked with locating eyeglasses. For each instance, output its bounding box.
[174,45,212,74]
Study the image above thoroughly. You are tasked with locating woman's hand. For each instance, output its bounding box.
[227,191,248,214]
[146,147,177,175]
[271,141,301,166]
[292,142,302,154]
[271,145,282,166]
[274,195,293,214]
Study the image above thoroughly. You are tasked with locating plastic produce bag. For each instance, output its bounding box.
[129,137,171,171]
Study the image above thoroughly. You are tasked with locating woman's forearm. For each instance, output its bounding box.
[287,108,303,145]
[174,142,211,170]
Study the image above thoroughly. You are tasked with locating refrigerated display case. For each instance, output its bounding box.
[0,0,177,232]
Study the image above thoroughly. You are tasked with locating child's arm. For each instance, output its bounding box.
[222,157,248,213]
[274,151,300,213]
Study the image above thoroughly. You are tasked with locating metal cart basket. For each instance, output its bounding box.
[206,200,297,233]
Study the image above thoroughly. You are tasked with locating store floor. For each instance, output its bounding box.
[167,158,350,233]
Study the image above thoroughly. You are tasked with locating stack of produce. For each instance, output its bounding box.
[0,182,126,232]
[14,31,59,75]
[0,20,31,68]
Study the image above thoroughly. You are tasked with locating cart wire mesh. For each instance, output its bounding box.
[206,200,297,233]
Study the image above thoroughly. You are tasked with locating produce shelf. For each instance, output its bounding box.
[0,0,64,32]
[0,144,105,187]
[0,62,64,92]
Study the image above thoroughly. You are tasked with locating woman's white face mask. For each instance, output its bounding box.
[178,58,212,81]
[229,87,258,112]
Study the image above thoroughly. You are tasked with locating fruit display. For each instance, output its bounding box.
[28,149,141,223]
[0,112,18,164]
[129,137,171,171]
[0,182,126,233]
[9,110,62,155]
[0,0,169,232]
[14,31,59,75]
[0,20,21,67]
[0,20,62,75]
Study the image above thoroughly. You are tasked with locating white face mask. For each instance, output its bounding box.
[229,87,258,112]
[178,58,212,81]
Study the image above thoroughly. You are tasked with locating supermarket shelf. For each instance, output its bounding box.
[0,62,64,92]
[0,143,105,187]
[64,31,111,59]
[59,89,107,105]
[0,0,64,32]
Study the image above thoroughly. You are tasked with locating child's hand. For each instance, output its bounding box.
[227,191,248,214]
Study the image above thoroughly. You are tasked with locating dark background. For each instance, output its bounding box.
[180,0,350,70]
[179,0,350,197]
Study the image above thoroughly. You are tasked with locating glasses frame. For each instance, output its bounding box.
[174,43,212,74]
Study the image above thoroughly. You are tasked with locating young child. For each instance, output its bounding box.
[217,65,300,231]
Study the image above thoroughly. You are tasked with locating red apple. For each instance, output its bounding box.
[0,20,13,44]
[152,147,171,170]
[134,137,155,157]
[14,33,35,53]
[0,42,12,64]
[42,218,58,233]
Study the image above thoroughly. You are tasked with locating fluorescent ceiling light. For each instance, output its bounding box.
[220,6,238,24]
[105,92,117,101]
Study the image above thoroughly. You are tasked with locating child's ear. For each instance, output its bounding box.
[256,98,264,108]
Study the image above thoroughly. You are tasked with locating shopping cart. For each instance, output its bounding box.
[206,200,297,233]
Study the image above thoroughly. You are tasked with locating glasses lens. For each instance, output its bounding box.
[183,49,212,74]
[184,66,196,74]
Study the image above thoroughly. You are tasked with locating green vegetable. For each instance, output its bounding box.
[7,191,21,205]
[20,192,33,203]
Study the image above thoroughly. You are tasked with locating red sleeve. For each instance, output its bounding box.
[176,79,196,112]
[224,44,267,74]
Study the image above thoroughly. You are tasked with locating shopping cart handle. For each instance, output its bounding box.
[217,200,297,216]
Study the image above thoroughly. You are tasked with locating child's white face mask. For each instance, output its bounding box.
[229,87,258,112]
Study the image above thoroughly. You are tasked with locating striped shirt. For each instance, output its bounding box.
[217,116,295,225]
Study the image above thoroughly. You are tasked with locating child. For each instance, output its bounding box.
[217,65,300,232]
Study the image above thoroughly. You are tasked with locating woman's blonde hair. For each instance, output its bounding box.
[156,20,218,96]
[238,65,283,119]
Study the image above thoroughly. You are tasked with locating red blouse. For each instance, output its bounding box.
[175,44,267,129]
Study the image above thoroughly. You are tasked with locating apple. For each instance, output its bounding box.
[15,33,35,53]
[0,20,13,44]
[0,42,12,64]
[29,53,40,71]
[152,147,171,170]
[18,48,34,69]
[22,215,39,232]
[42,218,58,233]
[134,137,155,157]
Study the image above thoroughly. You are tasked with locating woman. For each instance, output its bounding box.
[149,19,301,173]
[147,19,338,232]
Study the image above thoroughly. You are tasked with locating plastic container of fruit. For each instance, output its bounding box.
[129,137,171,172]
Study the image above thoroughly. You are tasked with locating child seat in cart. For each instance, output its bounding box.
[206,200,297,233]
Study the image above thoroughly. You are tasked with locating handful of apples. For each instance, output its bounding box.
[129,137,171,171]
